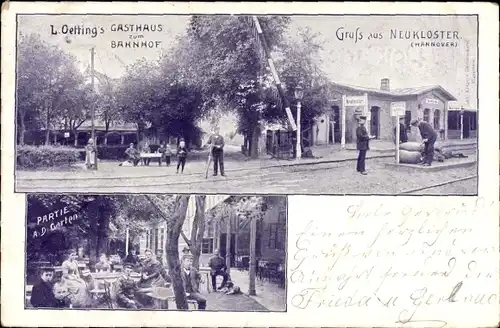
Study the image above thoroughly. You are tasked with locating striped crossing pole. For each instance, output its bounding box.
[251,16,297,131]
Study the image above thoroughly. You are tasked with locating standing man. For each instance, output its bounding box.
[356,116,374,175]
[394,116,409,144]
[208,248,229,291]
[207,127,226,177]
[181,254,207,310]
[411,119,437,166]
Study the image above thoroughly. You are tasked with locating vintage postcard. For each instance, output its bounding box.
[1,2,499,328]
[7,3,482,195]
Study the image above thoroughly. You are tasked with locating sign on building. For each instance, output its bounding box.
[425,98,439,105]
[343,96,367,107]
[390,102,406,116]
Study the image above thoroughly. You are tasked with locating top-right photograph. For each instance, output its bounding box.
[14,14,478,195]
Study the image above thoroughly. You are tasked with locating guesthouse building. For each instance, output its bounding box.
[311,78,457,145]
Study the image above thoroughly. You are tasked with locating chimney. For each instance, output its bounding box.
[380,78,390,91]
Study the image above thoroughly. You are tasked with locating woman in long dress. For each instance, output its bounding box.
[61,249,92,307]
[85,138,97,170]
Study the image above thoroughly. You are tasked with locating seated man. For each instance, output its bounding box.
[208,249,229,291]
[181,254,206,310]
[115,263,143,309]
[31,266,68,308]
[123,143,141,167]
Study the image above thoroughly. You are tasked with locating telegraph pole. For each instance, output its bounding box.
[90,47,98,169]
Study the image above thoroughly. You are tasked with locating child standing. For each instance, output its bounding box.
[176,139,188,174]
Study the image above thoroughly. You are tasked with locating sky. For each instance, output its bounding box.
[18,15,478,108]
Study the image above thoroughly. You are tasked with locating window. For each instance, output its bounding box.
[159,228,165,250]
[434,109,441,129]
[202,238,214,254]
[448,111,459,129]
[268,223,285,250]
[145,230,150,250]
[423,108,430,123]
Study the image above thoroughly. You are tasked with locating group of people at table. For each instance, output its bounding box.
[29,247,232,310]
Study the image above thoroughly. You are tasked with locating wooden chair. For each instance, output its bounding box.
[151,286,198,310]
[25,285,33,308]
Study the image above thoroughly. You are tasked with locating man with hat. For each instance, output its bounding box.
[207,126,226,177]
[411,119,437,166]
[31,266,69,308]
[181,253,207,310]
[115,263,143,309]
[356,115,375,175]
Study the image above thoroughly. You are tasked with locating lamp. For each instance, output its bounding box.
[294,83,304,160]
[294,84,304,101]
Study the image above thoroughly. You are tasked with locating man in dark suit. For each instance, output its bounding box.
[207,127,226,177]
[394,117,409,144]
[208,248,229,291]
[181,254,207,310]
[411,119,437,166]
[30,267,68,308]
[356,116,374,175]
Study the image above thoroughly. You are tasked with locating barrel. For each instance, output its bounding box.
[399,142,424,152]
[399,150,422,164]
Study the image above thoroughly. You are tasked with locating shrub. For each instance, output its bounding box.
[17,145,80,169]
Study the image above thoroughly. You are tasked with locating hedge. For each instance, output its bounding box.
[17,145,80,169]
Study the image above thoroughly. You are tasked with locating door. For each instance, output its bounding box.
[331,106,341,143]
[463,112,470,138]
[370,106,380,138]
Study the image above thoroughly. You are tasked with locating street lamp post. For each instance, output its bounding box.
[294,84,304,160]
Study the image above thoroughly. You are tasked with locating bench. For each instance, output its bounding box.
[140,153,162,166]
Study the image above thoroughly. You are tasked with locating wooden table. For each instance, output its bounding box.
[140,153,162,166]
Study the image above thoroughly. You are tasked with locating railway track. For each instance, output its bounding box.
[399,175,478,194]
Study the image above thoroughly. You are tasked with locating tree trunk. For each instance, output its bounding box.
[250,125,260,159]
[165,195,190,310]
[88,202,99,264]
[234,215,240,262]
[248,217,257,295]
[45,106,51,145]
[73,131,78,146]
[246,132,252,157]
[191,196,206,271]
[18,110,26,145]
[97,211,110,256]
[226,212,232,274]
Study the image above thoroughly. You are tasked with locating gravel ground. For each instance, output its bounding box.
[16,157,478,195]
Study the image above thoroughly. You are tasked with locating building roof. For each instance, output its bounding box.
[328,81,457,101]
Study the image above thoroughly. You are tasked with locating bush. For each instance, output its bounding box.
[17,145,80,169]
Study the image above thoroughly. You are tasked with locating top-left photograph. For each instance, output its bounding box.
[13,14,478,195]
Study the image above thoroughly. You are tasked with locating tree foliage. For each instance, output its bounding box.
[17,34,87,145]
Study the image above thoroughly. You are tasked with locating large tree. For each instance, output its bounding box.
[17,34,86,145]
[145,195,191,310]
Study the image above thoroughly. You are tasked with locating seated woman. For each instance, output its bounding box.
[95,253,111,272]
[30,266,68,308]
[60,249,92,308]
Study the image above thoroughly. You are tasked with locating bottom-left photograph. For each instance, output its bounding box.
[25,193,287,312]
